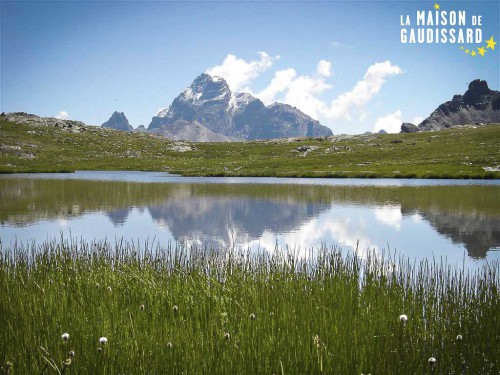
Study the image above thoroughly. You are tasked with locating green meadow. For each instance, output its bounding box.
[1,118,499,373]
[1,239,499,374]
[0,118,499,178]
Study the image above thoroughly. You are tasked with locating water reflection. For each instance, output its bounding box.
[145,196,328,249]
[0,175,499,262]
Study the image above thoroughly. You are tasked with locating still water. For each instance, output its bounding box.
[1,171,499,269]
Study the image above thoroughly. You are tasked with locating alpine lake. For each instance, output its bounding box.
[1,171,500,374]
[1,171,499,269]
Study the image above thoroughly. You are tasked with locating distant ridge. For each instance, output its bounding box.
[401,79,500,133]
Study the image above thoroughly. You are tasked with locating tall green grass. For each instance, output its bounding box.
[1,238,498,374]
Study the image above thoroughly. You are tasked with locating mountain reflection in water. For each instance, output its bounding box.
[1,176,499,260]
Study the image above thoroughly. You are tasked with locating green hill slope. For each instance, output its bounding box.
[0,118,499,178]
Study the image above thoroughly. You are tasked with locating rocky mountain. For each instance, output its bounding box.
[102,111,133,131]
[148,73,333,141]
[149,120,234,142]
[401,79,500,133]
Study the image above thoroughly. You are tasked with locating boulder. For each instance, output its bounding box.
[400,123,419,133]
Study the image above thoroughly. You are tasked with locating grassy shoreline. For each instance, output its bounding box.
[1,238,499,374]
[1,118,499,179]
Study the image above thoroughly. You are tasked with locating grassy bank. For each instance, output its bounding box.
[1,118,499,178]
[1,239,499,374]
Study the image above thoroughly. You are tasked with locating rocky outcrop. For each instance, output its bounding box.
[1,112,87,132]
[148,73,333,141]
[102,111,133,131]
[401,79,500,133]
[400,123,419,133]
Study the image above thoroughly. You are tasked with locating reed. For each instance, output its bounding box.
[0,238,498,374]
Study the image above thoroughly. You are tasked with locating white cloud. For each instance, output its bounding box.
[331,41,346,48]
[374,205,403,230]
[206,51,277,91]
[56,111,69,120]
[282,74,331,120]
[256,59,401,123]
[317,60,332,77]
[257,68,297,106]
[373,110,403,134]
[207,54,402,130]
[412,116,424,125]
[327,61,402,121]
[254,62,332,120]
[254,70,332,120]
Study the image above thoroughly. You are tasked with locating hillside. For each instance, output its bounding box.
[0,115,499,178]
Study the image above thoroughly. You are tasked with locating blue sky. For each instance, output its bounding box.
[1,0,499,134]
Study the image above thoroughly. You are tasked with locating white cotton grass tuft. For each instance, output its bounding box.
[428,357,436,365]
[456,334,463,341]
[61,333,70,342]
[99,337,108,345]
[399,314,408,323]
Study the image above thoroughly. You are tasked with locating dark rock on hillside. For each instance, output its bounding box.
[401,80,500,133]
[102,111,133,131]
[400,123,419,133]
[148,73,332,142]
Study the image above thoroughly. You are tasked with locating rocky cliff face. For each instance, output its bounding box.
[102,111,133,132]
[148,73,333,141]
[401,80,500,133]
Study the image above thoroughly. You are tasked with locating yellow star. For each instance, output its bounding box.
[486,36,497,50]
[434,3,440,10]
[460,46,464,50]
[477,46,486,56]
[465,49,470,54]
[471,51,476,56]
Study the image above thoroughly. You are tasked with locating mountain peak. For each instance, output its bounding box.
[185,73,230,102]
[102,111,133,131]
[148,72,332,141]
[111,111,126,120]
[463,79,492,105]
[401,79,500,132]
